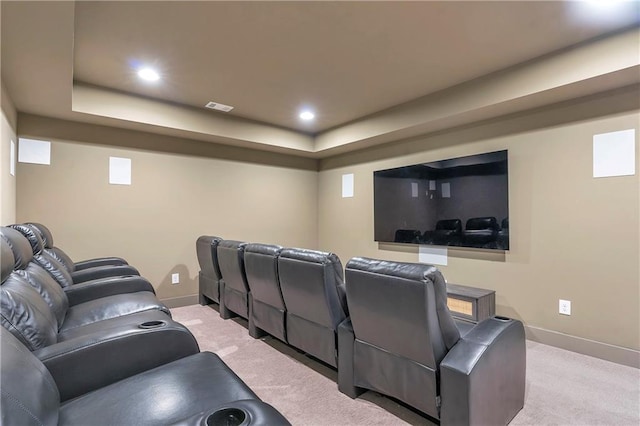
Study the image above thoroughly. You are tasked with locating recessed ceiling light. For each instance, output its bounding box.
[138,67,160,82]
[299,111,315,121]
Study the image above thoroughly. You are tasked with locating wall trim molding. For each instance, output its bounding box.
[525,325,639,369]
[161,294,199,309]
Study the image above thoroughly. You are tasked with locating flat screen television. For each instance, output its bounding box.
[374,150,509,250]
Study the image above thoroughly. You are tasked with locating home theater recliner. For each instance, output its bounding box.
[338,257,525,425]
[15,223,141,283]
[197,235,526,425]
[196,235,223,305]
[28,222,130,270]
[1,224,291,425]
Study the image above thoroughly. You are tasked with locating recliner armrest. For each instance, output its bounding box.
[65,275,156,306]
[168,400,291,426]
[440,316,526,425]
[71,264,140,283]
[73,256,129,271]
[34,320,200,402]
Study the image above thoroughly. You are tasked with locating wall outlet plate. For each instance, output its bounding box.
[171,273,180,284]
[559,299,571,315]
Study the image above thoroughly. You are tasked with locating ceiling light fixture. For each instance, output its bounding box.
[137,67,160,82]
[299,111,315,121]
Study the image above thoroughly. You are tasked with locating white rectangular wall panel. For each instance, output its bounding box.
[109,156,132,185]
[593,129,636,178]
[441,182,451,198]
[9,140,15,176]
[342,173,354,198]
[419,245,448,266]
[411,182,418,197]
[18,138,51,165]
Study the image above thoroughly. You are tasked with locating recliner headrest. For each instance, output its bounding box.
[218,240,247,252]
[465,216,498,230]
[280,247,344,282]
[1,237,15,283]
[436,219,462,231]
[346,256,440,283]
[26,223,54,248]
[0,227,34,270]
[9,224,45,255]
[244,243,283,257]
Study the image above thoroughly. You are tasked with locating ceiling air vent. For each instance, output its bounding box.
[205,101,234,112]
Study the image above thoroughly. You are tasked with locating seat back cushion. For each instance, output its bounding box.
[465,216,498,231]
[244,243,284,309]
[1,274,59,351]
[16,263,69,327]
[1,327,60,426]
[27,222,54,248]
[9,225,75,287]
[217,240,249,293]
[0,226,34,270]
[196,236,223,282]
[1,235,15,283]
[278,248,347,329]
[28,223,77,272]
[345,257,460,370]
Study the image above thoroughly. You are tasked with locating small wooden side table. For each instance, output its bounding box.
[446,283,496,323]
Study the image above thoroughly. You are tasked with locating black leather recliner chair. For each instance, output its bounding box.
[244,243,287,342]
[0,236,199,401]
[338,257,525,425]
[498,217,509,250]
[217,240,251,320]
[429,219,462,246]
[28,222,130,270]
[1,226,155,305]
[9,224,139,285]
[393,229,422,243]
[0,327,291,425]
[462,216,500,247]
[196,235,223,305]
[20,223,140,283]
[277,248,348,368]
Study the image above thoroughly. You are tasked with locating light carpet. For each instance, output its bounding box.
[171,304,640,426]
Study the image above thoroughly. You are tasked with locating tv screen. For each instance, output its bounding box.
[374,150,509,250]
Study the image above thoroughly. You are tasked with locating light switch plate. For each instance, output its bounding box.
[171,273,180,284]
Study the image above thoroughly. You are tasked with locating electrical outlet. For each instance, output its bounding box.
[559,299,571,316]
[171,273,180,285]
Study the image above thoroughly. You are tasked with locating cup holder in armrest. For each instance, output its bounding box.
[138,320,167,329]
[493,316,511,321]
[206,408,247,426]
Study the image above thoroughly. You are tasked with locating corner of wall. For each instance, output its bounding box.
[1,80,18,225]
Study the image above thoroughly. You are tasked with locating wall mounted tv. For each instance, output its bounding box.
[374,150,509,250]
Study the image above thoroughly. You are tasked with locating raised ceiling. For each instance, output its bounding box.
[2,1,640,158]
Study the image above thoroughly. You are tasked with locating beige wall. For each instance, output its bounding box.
[1,82,17,225]
[15,134,318,302]
[12,88,640,365]
[318,93,639,355]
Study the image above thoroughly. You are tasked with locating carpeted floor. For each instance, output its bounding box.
[171,304,640,426]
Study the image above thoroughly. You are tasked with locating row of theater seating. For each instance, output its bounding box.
[1,224,290,426]
[197,236,526,424]
[395,216,509,249]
